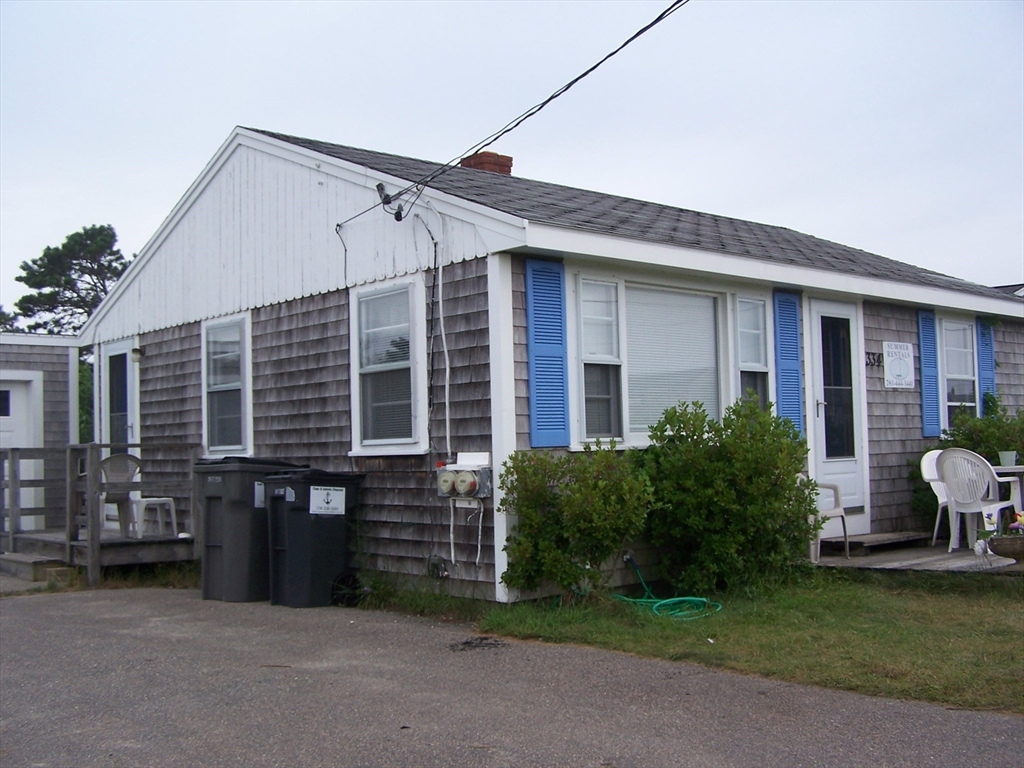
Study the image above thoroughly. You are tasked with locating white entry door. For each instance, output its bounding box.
[0,375,44,529]
[99,339,139,448]
[809,300,868,535]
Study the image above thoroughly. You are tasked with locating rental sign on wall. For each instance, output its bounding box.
[883,342,915,389]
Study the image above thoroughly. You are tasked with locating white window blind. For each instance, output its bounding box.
[625,285,719,430]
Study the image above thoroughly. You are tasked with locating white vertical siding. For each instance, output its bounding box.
[87,141,527,343]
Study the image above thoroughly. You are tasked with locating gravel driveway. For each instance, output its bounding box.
[1,589,1020,767]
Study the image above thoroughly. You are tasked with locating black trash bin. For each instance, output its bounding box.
[194,458,306,602]
[264,469,363,608]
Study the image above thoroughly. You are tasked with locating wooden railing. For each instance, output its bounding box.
[1,447,67,546]
[3,443,201,585]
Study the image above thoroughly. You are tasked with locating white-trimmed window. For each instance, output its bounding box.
[940,318,977,426]
[202,313,251,455]
[737,298,769,410]
[350,278,428,455]
[572,275,722,444]
[580,279,622,438]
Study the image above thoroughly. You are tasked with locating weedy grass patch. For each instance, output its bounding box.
[475,569,1024,713]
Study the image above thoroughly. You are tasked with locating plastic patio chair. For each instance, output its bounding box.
[920,449,951,546]
[99,453,178,539]
[799,474,849,562]
[935,448,1015,552]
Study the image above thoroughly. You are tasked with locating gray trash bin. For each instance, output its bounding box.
[194,458,306,602]
[264,470,363,608]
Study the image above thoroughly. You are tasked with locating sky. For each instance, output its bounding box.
[1,0,1022,320]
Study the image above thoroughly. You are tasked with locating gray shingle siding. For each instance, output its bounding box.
[994,319,1024,413]
[862,302,934,533]
[138,322,203,533]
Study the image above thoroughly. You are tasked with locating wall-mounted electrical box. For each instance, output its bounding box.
[436,452,492,499]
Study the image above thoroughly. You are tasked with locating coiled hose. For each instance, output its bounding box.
[614,556,723,620]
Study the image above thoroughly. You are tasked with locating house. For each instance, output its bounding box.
[76,127,1024,601]
[1,333,79,535]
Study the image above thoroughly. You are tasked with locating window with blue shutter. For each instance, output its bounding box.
[773,291,805,437]
[976,318,996,414]
[918,310,940,438]
[525,259,569,447]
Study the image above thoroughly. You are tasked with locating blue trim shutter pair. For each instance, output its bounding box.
[918,311,996,437]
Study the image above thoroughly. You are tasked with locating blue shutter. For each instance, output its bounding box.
[773,291,805,437]
[918,310,940,438]
[976,318,996,413]
[525,259,569,447]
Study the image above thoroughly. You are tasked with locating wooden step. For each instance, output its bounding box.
[819,531,933,557]
[0,552,69,582]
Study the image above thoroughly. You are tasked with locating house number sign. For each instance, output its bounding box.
[883,342,914,389]
[310,486,346,515]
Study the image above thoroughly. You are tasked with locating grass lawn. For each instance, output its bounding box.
[372,568,1024,714]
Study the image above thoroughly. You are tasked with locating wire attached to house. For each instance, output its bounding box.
[336,0,689,230]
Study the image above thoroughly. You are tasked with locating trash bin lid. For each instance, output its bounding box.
[194,457,310,470]
[262,469,364,485]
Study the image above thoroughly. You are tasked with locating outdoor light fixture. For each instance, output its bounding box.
[130,347,145,363]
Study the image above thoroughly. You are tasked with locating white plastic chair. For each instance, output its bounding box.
[935,448,1015,552]
[920,449,950,546]
[800,474,849,562]
[99,454,178,539]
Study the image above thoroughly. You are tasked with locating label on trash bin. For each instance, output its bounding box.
[254,481,265,508]
[310,486,346,515]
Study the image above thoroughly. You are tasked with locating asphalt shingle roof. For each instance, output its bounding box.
[251,128,1016,302]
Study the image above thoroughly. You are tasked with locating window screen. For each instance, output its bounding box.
[206,322,243,448]
[943,320,976,425]
[581,280,621,438]
[359,288,412,441]
[626,286,719,430]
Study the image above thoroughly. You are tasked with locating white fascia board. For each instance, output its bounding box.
[0,333,84,348]
[80,127,530,343]
[525,223,1024,319]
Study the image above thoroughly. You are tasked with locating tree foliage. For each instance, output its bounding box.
[14,224,129,334]
[0,305,20,332]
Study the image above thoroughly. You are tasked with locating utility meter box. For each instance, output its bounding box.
[436,452,492,499]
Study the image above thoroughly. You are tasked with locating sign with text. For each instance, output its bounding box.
[883,342,914,389]
[310,486,346,515]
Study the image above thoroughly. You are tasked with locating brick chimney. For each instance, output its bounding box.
[459,151,513,175]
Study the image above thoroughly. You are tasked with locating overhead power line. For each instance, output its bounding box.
[337,0,690,229]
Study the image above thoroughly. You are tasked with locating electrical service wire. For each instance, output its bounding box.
[336,0,690,230]
[614,556,723,620]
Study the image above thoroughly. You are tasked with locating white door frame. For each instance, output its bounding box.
[97,338,140,449]
[807,299,870,536]
[0,371,45,529]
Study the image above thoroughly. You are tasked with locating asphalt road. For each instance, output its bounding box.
[1,589,1021,768]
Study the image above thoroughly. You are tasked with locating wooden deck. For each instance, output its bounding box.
[818,532,1023,574]
[12,530,195,569]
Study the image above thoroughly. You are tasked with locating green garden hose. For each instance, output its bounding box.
[614,557,723,620]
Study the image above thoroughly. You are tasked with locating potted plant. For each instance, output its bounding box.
[981,511,1024,563]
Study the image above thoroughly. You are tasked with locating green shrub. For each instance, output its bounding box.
[940,393,1024,465]
[642,397,819,594]
[499,443,653,599]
